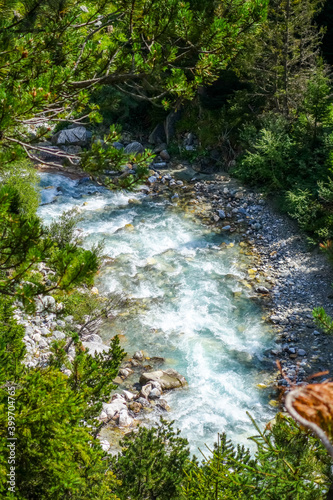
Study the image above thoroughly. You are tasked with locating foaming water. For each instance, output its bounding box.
[38,173,275,454]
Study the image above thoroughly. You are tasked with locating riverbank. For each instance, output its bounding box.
[161,165,333,387]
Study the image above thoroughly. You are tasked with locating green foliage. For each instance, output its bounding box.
[50,334,125,422]
[313,306,333,334]
[183,414,332,499]
[0,185,99,309]
[0,161,40,217]
[81,125,153,187]
[112,418,191,500]
[0,297,121,499]
[0,0,268,171]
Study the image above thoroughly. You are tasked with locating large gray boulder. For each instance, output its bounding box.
[140,369,187,390]
[124,141,144,155]
[52,126,91,146]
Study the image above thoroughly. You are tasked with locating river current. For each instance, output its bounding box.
[38,172,274,454]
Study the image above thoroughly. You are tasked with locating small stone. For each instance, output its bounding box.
[298,349,306,356]
[217,210,225,219]
[221,225,231,231]
[256,286,269,294]
[148,176,157,185]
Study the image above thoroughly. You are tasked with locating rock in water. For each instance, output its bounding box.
[124,141,144,154]
[140,369,187,390]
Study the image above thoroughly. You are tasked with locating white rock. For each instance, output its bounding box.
[123,390,135,401]
[102,399,126,418]
[99,439,111,452]
[133,350,144,361]
[118,409,133,427]
[82,341,109,357]
[53,330,66,341]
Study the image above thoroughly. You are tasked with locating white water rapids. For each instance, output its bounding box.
[38,172,275,454]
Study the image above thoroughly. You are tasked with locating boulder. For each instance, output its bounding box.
[52,126,91,146]
[124,141,144,155]
[118,409,133,427]
[149,388,161,399]
[84,334,103,343]
[140,369,187,390]
[140,383,152,399]
[160,150,170,161]
[123,390,135,401]
[101,398,126,419]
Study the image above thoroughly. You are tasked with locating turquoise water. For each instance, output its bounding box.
[38,173,274,454]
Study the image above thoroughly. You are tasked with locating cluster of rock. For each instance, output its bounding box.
[98,350,187,432]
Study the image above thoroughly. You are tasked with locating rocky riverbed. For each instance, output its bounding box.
[18,129,333,453]
[143,160,333,388]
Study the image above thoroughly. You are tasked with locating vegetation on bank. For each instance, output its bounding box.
[1,0,333,498]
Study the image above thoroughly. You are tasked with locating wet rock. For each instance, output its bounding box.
[298,349,307,356]
[113,141,124,150]
[149,388,161,399]
[256,286,269,294]
[140,369,187,390]
[221,225,231,231]
[133,350,144,361]
[148,176,157,185]
[217,210,225,219]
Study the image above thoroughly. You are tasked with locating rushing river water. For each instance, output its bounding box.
[38,172,275,454]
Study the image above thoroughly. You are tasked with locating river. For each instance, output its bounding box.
[38,172,275,455]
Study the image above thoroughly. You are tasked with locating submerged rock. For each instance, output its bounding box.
[140,369,187,390]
